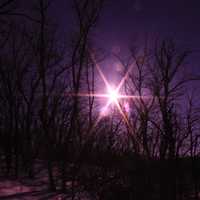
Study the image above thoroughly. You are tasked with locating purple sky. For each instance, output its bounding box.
[50,0,200,73]
[53,0,200,47]
[49,0,200,107]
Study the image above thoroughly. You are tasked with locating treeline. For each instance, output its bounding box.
[0,0,200,200]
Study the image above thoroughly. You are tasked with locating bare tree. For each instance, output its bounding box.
[58,0,105,195]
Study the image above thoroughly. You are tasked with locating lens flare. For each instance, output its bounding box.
[65,51,154,134]
[107,86,119,103]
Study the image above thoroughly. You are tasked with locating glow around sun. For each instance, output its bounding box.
[107,86,119,103]
[67,51,153,132]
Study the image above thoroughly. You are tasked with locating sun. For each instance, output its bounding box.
[107,86,119,103]
[68,51,152,132]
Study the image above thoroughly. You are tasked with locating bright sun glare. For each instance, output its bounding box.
[68,52,150,131]
[107,86,119,103]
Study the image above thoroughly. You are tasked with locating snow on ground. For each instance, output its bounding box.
[0,180,31,196]
[0,178,92,200]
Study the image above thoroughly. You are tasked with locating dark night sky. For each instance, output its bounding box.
[54,0,200,47]
[51,0,200,73]
[28,0,197,94]
[47,0,200,99]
